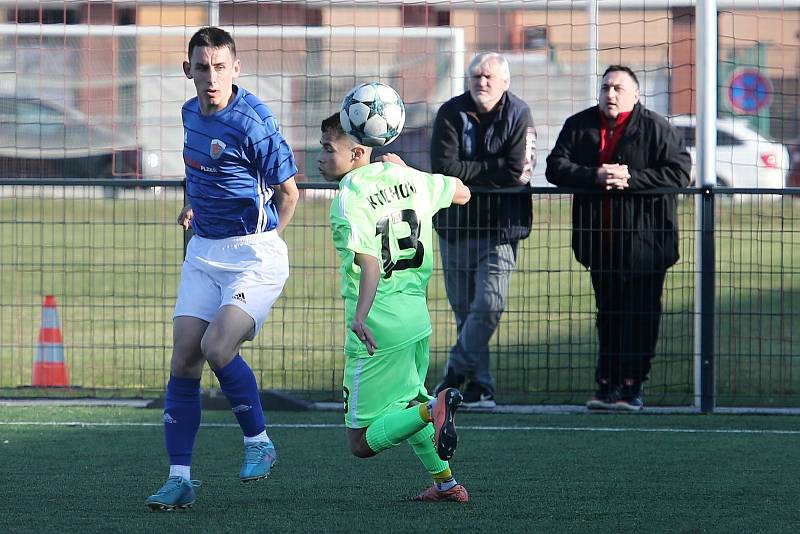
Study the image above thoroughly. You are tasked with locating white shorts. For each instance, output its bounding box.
[173,231,289,339]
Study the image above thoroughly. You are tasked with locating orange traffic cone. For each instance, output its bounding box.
[32,295,69,387]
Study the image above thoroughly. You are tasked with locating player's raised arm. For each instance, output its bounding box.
[377,153,406,166]
[450,178,471,206]
[350,252,380,355]
[273,176,299,234]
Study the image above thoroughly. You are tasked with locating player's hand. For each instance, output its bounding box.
[350,319,377,355]
[379,153,407,167]
[177,205,193,230]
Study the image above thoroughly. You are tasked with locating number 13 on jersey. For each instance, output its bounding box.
[375,209,424,278]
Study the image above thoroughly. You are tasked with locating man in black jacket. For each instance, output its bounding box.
[545,65,690,411]
[431,52,536,408]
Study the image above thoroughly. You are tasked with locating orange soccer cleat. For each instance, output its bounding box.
[431,388,462,461]
[411,484,470,503]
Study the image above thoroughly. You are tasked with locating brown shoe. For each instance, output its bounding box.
[431,388,462,461]
[411,484,470,502]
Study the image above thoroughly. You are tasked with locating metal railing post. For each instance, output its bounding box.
[695,1,718,413]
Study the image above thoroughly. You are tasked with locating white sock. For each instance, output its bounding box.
[243,430,271,445]
[169,465,191,481]
[436,477,457,492]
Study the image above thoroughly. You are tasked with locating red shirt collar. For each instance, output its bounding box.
[599,108,633,129]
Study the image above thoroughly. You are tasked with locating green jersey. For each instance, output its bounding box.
[330,162,457,357]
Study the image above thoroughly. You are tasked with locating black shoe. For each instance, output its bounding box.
[461,382,496,409]
[613,395,644,412]
[586,380,618,411]
[614,380,644,412]
[433,370,465,396]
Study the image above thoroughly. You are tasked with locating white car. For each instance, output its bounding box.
[669,115,789,188]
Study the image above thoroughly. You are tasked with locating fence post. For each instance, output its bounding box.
[697,188,715,413]
[695,0,717,413]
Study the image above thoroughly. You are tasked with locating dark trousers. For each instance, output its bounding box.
[439,236,518,395]
[590,269,667,387]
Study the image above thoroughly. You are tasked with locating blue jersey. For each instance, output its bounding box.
[182,86,297,239]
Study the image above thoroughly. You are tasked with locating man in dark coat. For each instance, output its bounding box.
[431,52,536,408]
[546,65,691,411]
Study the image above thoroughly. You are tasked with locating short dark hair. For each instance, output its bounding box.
[602,65,639,88]
[321,113,346,138]
[187,27,236,61]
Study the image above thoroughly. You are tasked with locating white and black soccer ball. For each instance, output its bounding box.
[340,82,406,147]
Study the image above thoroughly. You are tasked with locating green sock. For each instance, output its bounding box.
[407,424,449,475]
[365,405,428,453]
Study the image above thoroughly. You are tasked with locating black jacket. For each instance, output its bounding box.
[431,91,535,243]
[545,103,691,271]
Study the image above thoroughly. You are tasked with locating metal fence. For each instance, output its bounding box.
[1,180,798,409]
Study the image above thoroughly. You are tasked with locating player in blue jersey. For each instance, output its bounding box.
[146,27,299,511]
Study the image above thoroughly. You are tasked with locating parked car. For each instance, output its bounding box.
[0,95,160,180]
[669,115,789,188]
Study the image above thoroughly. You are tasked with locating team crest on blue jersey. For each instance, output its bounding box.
[210,139,226,159]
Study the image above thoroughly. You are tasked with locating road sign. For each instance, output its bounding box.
[728,68,772,114]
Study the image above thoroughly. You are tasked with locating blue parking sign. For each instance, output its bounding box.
[728,68,772,114]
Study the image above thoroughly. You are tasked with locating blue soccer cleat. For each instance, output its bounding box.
[145,476,200,511]
[240,441,277,482]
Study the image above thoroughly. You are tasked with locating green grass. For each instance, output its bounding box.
[1,191,799,404]
[2,406,800,532]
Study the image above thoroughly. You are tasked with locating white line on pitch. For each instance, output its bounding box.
[2,421,800,435]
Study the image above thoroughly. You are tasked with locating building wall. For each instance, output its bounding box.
[5,2,800,145]
[127,4,800,75]
[138,5,206,67]
[718,9,800,75]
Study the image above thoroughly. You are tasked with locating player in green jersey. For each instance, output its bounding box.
[318,113,472,502]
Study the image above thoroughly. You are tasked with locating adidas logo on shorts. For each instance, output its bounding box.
[233,292,247,303]
[163,412,177,424]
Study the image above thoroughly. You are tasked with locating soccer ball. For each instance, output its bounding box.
[340,82,406,147]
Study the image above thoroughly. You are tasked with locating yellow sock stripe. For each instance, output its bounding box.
[419,402,431,422]
[433,467,453,483]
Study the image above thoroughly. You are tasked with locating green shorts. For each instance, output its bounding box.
[342,337,432,429]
